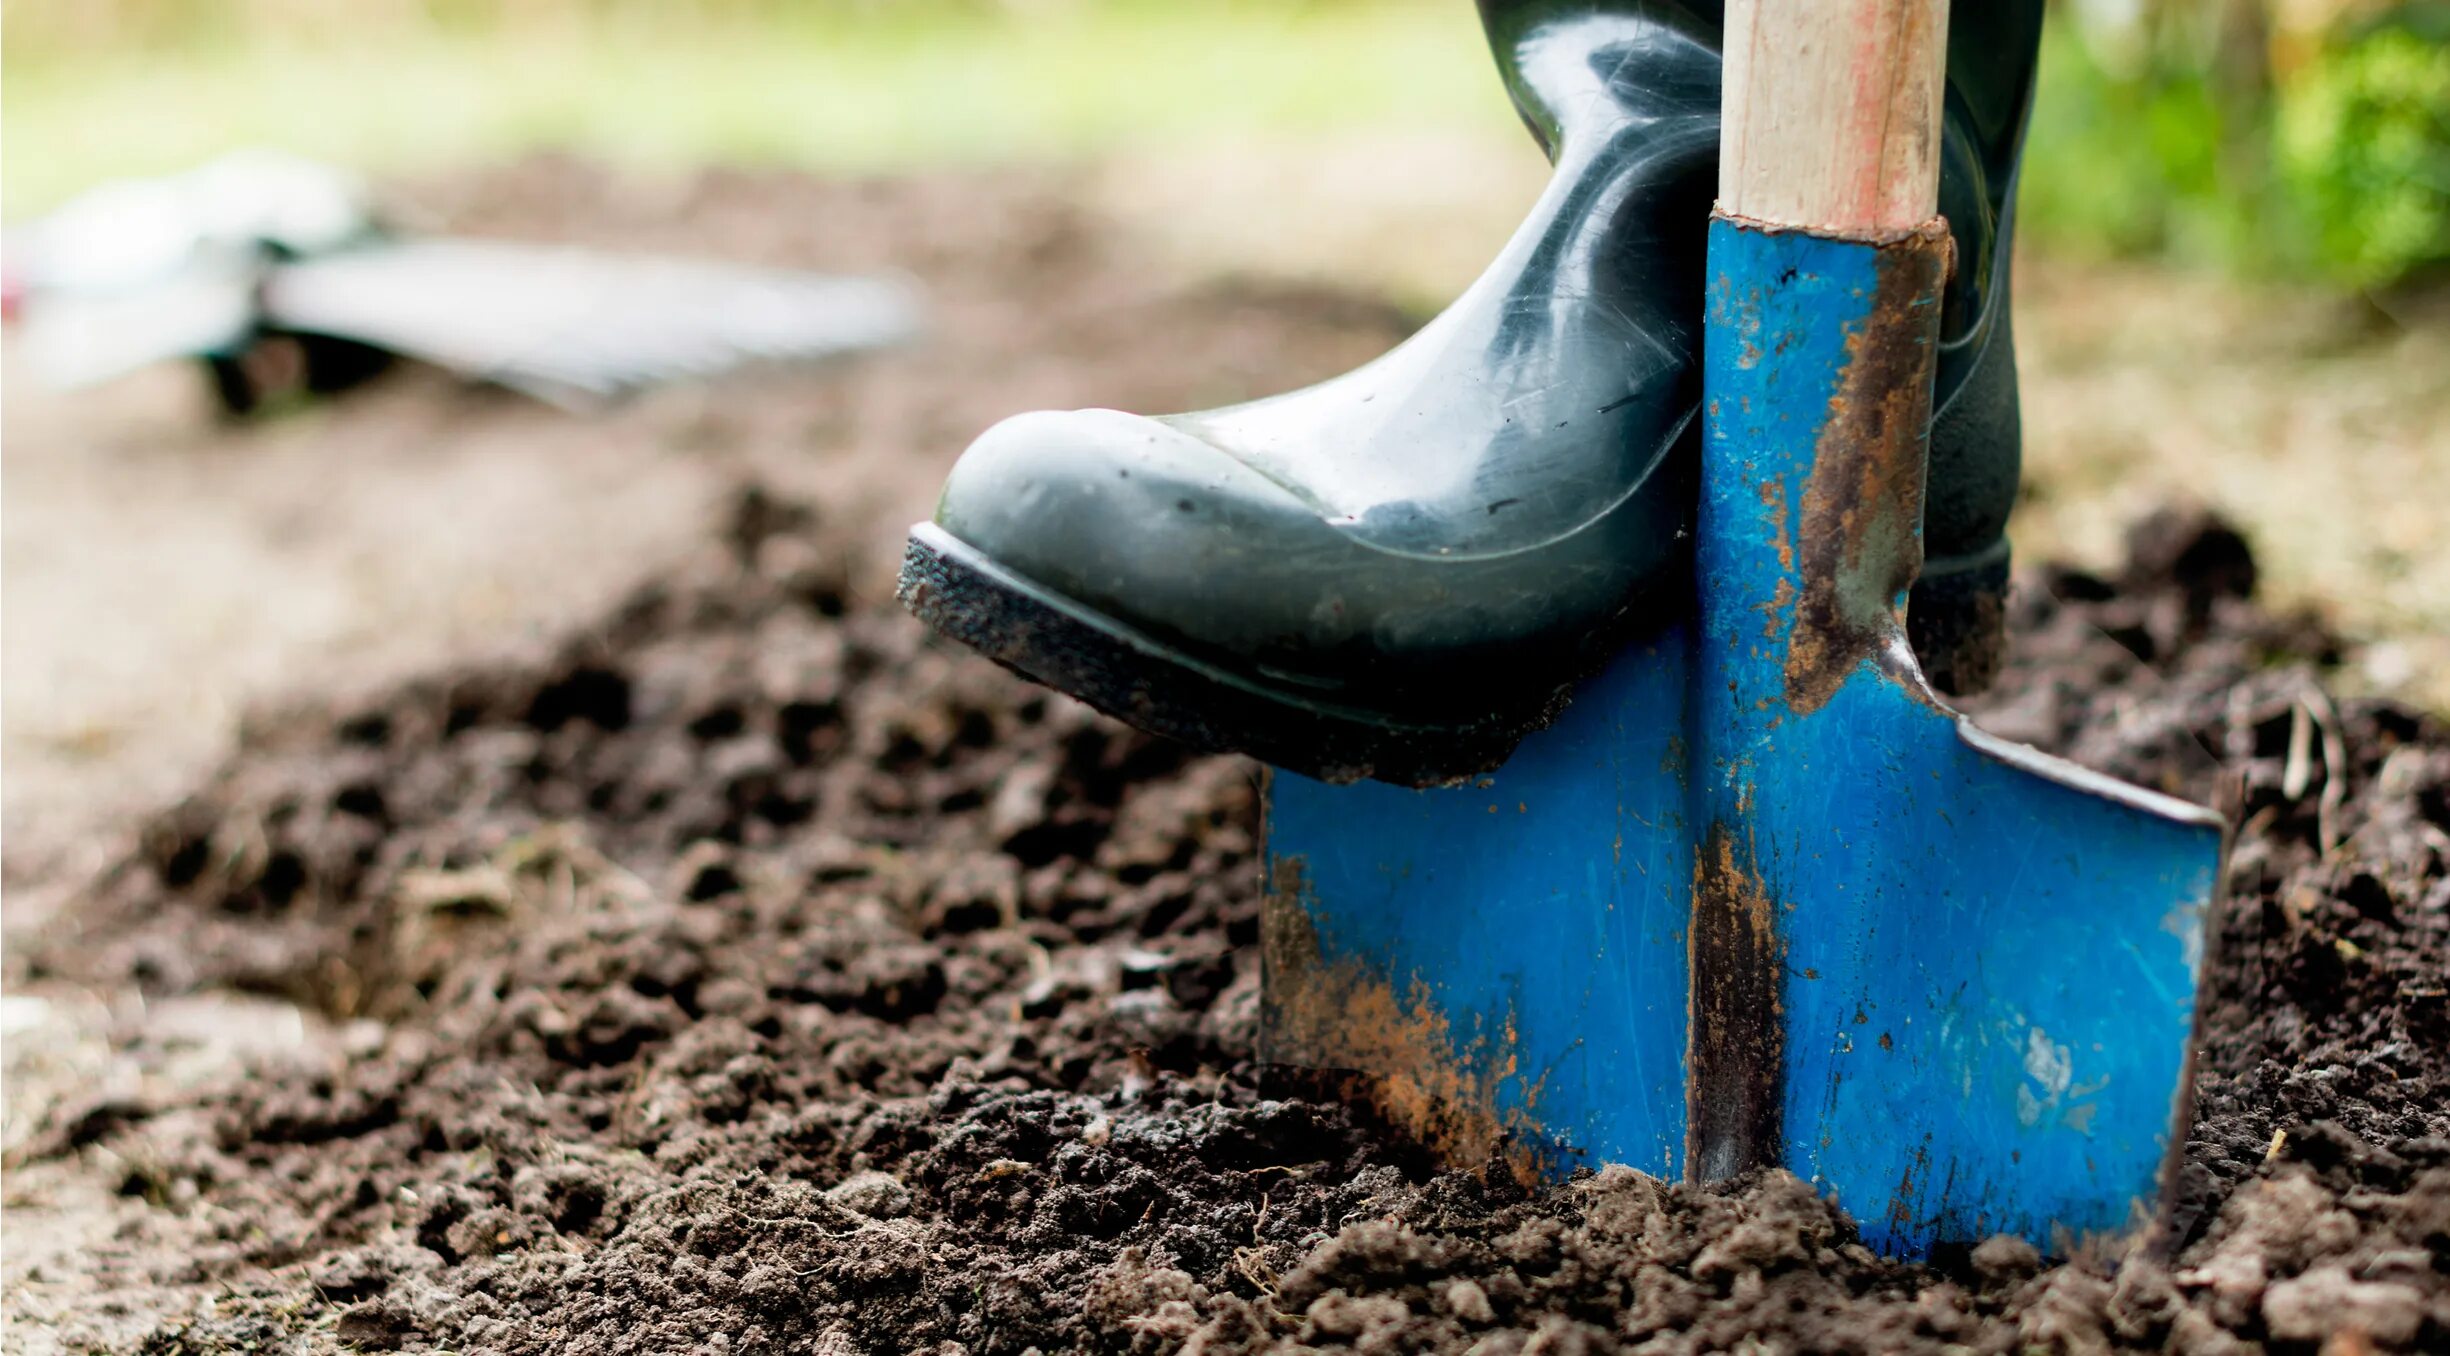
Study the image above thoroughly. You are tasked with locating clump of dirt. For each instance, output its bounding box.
[10,484,2443,1353]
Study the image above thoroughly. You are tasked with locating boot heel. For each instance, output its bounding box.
[1910,541,2010,695]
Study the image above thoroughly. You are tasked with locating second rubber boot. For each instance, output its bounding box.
[902,0,2039,787]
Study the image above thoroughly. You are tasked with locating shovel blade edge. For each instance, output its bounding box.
[1714,659,2223,1256]
[1262,644,2221,1258]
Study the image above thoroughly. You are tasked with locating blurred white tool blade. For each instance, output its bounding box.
[17,267,258,389]
[260,239,924,407]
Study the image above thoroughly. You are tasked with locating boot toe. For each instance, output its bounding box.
[934,408,1340,664]
[929,406,1665,718]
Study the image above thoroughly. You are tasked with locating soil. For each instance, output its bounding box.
[5,166,2447,1355]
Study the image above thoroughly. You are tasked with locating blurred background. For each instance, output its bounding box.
[4,0,2446,879]
[9,1,2447,286]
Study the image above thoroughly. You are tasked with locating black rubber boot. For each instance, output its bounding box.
[1908,1,2040,695]
[902,1,2039,786]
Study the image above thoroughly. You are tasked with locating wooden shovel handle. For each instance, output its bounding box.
[1719,0,1949,233]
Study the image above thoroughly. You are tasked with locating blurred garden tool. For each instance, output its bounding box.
[1264,0,2226,1259]
[6,149,923,415]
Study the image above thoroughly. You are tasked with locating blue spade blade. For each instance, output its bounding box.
[1263,215,2224,1259]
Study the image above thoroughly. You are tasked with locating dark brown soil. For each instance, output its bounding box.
[7,168,2447,1355]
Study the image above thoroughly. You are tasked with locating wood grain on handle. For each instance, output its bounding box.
[1720,0,1949,233]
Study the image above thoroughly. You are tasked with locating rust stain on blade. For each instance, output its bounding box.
[1782,220,1951,715]
[1887,1139,1933,1241]
[1687,823,1786,1182]
[1758,476,1795,576]
[1261,855,1550,1188]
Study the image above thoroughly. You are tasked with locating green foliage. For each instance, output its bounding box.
[2021,21,2263,267]
[2022,6,2450,291]
[2276,24,2450,286]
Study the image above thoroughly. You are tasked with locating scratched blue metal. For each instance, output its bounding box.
[1262,213,2223,1260]
[1694,217,2222,1254]
[1266,628,1695,1180]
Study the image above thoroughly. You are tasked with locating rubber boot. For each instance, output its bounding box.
[902,1,2039,786]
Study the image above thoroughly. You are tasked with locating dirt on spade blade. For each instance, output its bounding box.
[2,165,2445,1356]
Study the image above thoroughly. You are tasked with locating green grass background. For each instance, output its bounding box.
[2,2,1508,211]
[5,1,2444,288]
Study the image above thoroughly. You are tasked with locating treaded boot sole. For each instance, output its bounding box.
[898,523,1563,787]
[1909,539,2011,696]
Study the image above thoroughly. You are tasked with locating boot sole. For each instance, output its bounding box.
[901,524,2009,783]
[898,523,1565,787]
